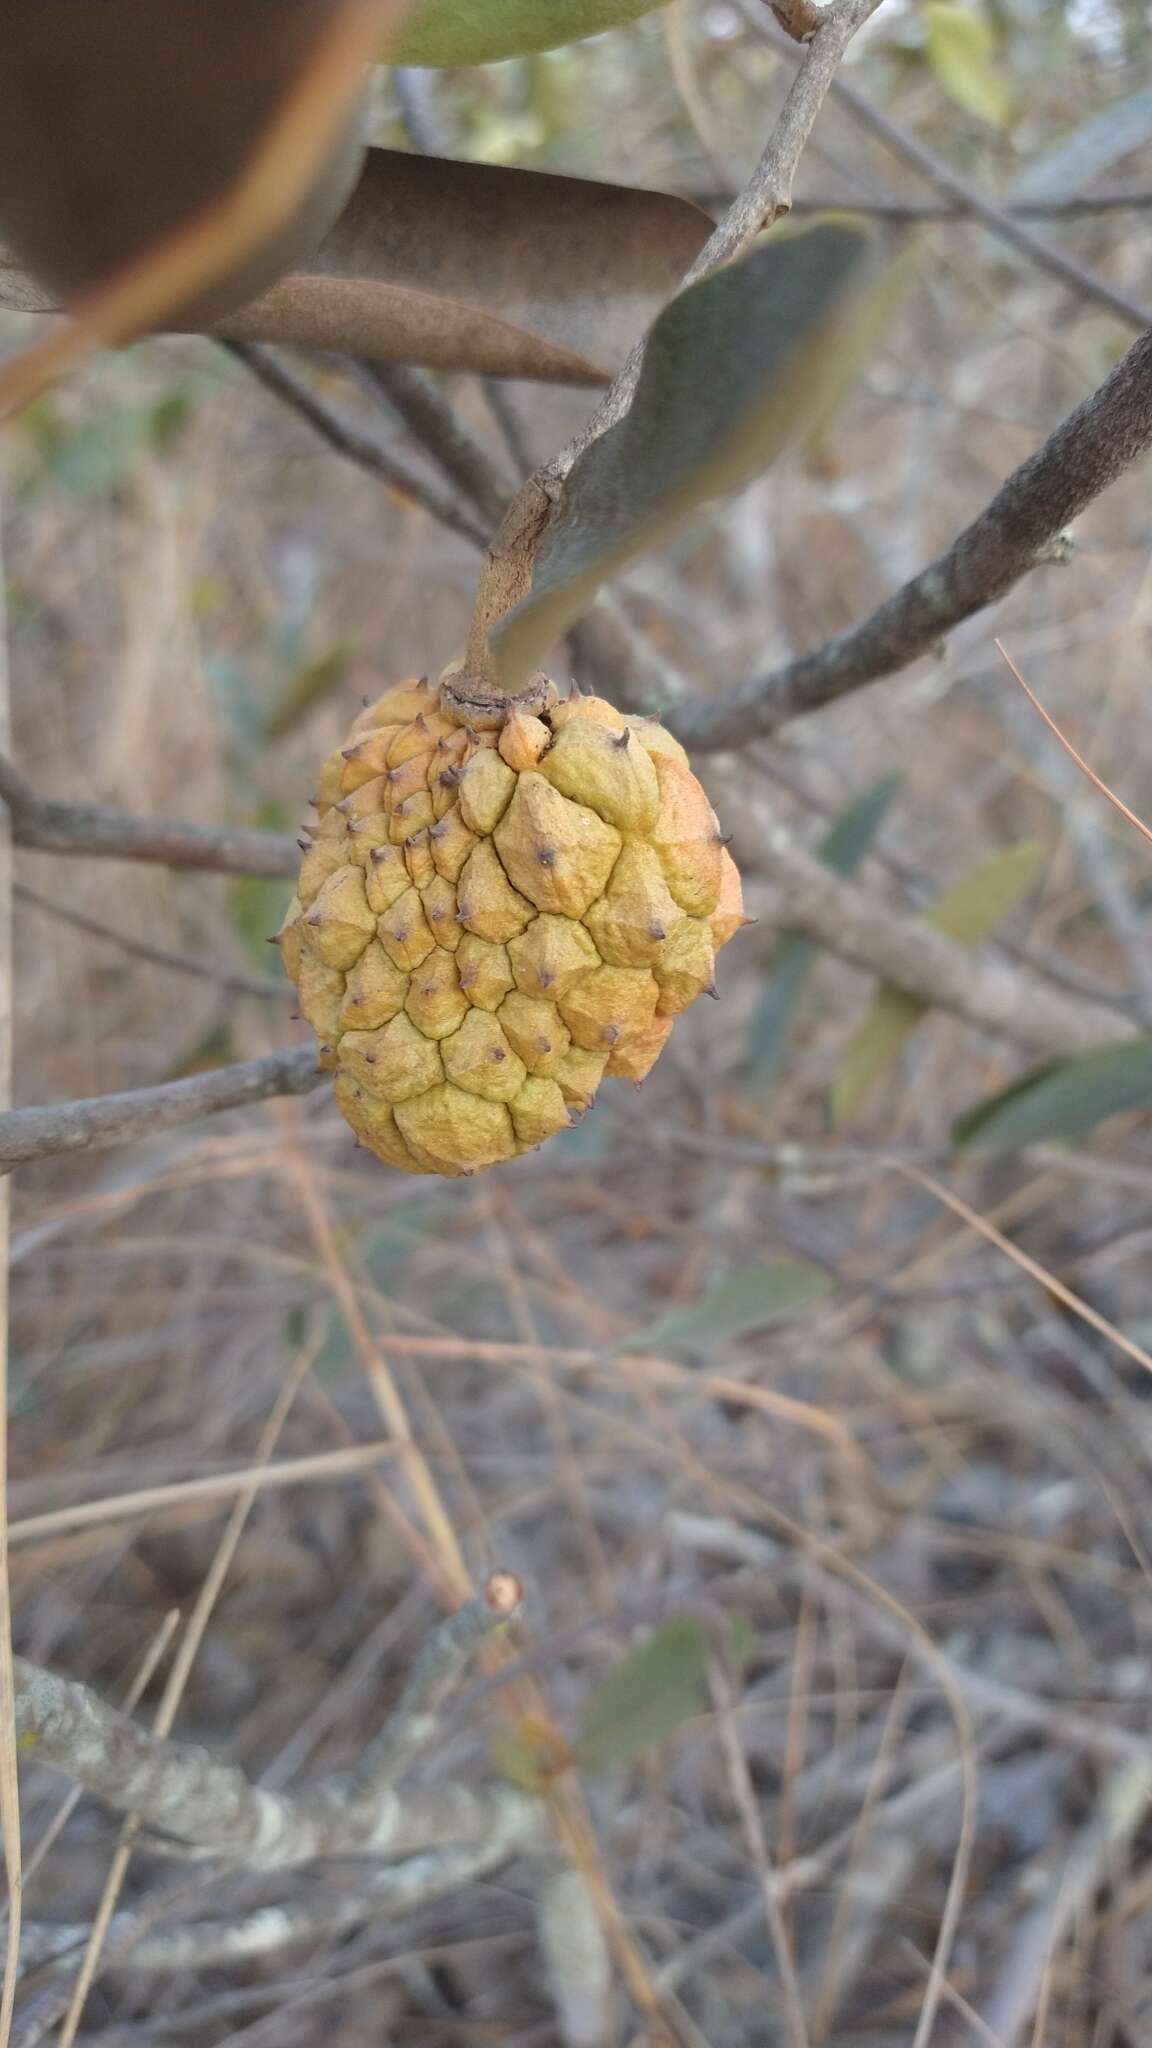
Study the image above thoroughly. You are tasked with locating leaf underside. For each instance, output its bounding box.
[956,1037,1152,1149]
[0,149,711,388]
[490,216,883,689]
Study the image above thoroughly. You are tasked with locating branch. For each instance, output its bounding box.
[224,341,490,547]
[13,1582,535,1871]
[0,1048,322,1172]
[3,834,1134,1176]
[677,324,1152,745]
[14,883,287,1002]
[21,1840,522,1983]
[782,186,1152,222]
[0,752,298,877]
[744,821,1136,1056]
[749,4,1152,332]
[357,360,514,529]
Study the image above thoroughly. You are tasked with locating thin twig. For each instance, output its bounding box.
[996,641,1152,852]
[782,185,1152,221]
[890,1160,1152,1384]
[749,6,1152,332]
[0,1047,323,1171]
[225,341,490,547]
[0,752,298,877]
[678,324,1152,745]
[710,1657,811,2048]
[480,381,537,480]
[7,1441,400,1548]
[357,360,514,529]
[547,0,886,483]
[13,884,288,1001]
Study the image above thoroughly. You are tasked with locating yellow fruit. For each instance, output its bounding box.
[279,674,745,1177]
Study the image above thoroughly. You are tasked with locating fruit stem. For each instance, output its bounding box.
[462,469,559,699]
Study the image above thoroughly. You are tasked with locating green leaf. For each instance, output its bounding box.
[624,1260,832,1357]
[832,839,1044,1126]
[955,1037,1152,1149]
[575,1617,710,1774]
[922,3,1012,128]
[391,0,667,66]
[490,217,884,690]
[747,776,900,1087]
[926,839,1045,946]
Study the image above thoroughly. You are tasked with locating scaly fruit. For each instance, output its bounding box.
[279,673,744,1177]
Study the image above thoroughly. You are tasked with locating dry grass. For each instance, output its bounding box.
[6,10,1152,2043]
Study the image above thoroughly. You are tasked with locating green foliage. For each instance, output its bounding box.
[922,3,1012,127]
[491,218,883,689]
[832,840,1044,1125]
[390,0,667,67]
[746,776,900,1089]
[955,1038,1152,1149]
[624,1261,832,1357]
[574,1617,710,1773]
[18,383,197,499]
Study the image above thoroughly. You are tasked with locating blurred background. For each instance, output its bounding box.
[7,2,1152,2040]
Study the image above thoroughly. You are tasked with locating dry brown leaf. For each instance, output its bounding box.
[0,1,403,419]
[1,151,711,387]
[0,0,379,325]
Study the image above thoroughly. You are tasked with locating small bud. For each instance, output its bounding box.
[485,1568,522,1616]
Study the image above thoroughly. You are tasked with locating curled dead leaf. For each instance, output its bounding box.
[0,0,376,324]
[0,150,711,386]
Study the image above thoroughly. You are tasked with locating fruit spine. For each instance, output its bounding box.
[278,672,744,1177]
